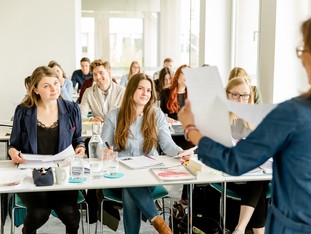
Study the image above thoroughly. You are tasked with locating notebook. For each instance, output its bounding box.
[119,156,163,169]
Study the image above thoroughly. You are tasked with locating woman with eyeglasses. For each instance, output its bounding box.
[228,67,263,104]
[225,77,269,234]
[119,61,141,87]
[178,17,311,234]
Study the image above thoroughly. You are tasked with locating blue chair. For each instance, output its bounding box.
[98,186,171,234]
[10,191,89,234]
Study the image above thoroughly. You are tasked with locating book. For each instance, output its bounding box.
[188,157,204,171]
[119,156,163,169]
[150,164,197,181]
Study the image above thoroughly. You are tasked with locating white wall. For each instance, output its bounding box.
[273,0,311,103]
[259,0,311,103]
[0,0,80,120]
[203,0,232,85]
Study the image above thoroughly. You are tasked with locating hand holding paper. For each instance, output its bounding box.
[173,146,198,158]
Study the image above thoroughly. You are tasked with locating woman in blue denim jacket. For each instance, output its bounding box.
[102,73,191,234]
[178,17,311,234]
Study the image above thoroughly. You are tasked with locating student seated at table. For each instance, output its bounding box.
[101,73,192,234]
[8,66,85,234]
[160,64,193,205]
[224,77,268,234]
[79,59,125,122]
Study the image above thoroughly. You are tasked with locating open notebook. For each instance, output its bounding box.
[119,156,163,169]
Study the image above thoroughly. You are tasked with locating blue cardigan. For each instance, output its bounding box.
[197,96,311,233]
[9,98,84,154]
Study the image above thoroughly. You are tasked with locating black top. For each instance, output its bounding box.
[37,120,59,155]
[160,88,193,150]
[160,88,186,120]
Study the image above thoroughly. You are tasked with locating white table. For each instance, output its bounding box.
[0,156,272,234]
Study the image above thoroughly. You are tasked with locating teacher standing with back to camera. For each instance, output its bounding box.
[178,17,311,234]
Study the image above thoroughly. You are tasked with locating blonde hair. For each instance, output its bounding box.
[114,73,158,154]
[228,67,248,81]
[225,77,253,129]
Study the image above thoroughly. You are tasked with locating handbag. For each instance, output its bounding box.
[32,167,54,186]
[169,201,187,234]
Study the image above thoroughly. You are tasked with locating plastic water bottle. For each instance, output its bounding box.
[88,122,104,179]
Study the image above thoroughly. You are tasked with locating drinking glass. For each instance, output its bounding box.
[104,151,119,176]
[71,156,84,180]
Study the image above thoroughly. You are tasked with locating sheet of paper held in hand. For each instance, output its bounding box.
[19,145,75,169]
[173,146,198,158]
[183,66,277,147]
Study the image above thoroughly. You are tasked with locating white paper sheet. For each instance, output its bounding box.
[227,100,277,128]
[22,145,75,162]
[19,145,76,169]
[183,66,233,146]
[183,66,278,146]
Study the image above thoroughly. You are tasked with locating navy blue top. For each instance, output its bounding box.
[9,99,84,154]
[197,96,311,233]
[71,69,92,90]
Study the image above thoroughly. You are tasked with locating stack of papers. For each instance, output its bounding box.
[171,122,184,134]
[0,168,27,186]
[119,156,163,169]
[150,164,197,181]
[19,145,75,169]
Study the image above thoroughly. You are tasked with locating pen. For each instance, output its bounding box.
[145,155,156,160]
[105,142,110,148]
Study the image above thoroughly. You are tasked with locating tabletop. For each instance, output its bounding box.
[0,155,272,194]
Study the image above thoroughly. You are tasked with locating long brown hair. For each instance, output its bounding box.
[114,73,158,154]
[156,67,173,94]
[166,64,190,113]
[21,66,58,108]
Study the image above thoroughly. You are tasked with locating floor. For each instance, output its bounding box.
[3,184,183,234]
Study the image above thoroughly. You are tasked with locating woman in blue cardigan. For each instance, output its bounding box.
[8,66,85,234]
[178,17,311,234]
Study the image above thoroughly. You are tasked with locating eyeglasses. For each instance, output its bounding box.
[296,46,308,58]
[228,92,251,100]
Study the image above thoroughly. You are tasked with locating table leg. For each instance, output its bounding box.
[186,184,193,234]
[0,194,3,234]
[221,182,227,234]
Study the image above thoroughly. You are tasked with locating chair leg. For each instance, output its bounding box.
[11,207,15,234]
[100,199,104,234]
[79,201,90,234]
[80,203,84,234]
